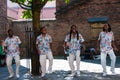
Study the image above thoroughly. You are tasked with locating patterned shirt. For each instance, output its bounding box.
[5,36,21,56]
[36,34,52,55]
[65,34,84,54]
[98,31,114,52]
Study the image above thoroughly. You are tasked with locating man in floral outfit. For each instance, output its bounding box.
[64,25,85,76]
[36,26,53,77]
[5,29,21,78]
[97,23,118,76]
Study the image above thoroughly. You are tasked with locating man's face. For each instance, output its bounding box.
[71,26,76,33]
[8,30,13,37]
[42,28,47,34]
[104,24,109,31]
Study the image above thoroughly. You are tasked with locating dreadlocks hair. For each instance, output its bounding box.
[69,25,79,41]
[103,23,112,32]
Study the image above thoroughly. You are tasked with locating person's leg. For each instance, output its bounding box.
[2,55,6,66]
[0,55,2,66]
[69,53,75,75]
[6,55,14,77]
[40,55,46,77]
[101,52,107,76]
[47,51,53,73]
[76,50,81,75]
[14,55,20,78]
[108,50,116,74]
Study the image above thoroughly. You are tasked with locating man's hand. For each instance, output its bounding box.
[114,47,118,52]
[96,47,100,51]
[38,50,41,54]
[82,45,86,52]
[4,49,7,53]
[18,48,23,55]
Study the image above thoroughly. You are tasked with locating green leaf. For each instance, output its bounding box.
[22,10,32,19]
[64,0,70,3]
[41,0,52,2]
[18,0,26,3]
[10,0,26,4]
[10,0,70,19]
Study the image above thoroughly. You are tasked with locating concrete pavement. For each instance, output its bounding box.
[0,57,120,80]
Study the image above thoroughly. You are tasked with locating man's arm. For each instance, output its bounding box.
[97,40,100,51]
[36,44,41,54]
[17,37,22,52]
[36,36,41,54]
[112,41,118,51]
[4,39,7,53]
[50,43,53,52]
[111,32,118,51]
[81,42,86,52]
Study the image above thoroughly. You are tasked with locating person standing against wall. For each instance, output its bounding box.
[5,29,21,78]
[97,23,118,76]
[36,26,53,77]
[0,40,6,66]
[64,25,85,76]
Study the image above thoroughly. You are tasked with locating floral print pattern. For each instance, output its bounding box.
[98,31,114,52]
[36,34,52,55]
[65,34,84,54]
[5,36,21,56]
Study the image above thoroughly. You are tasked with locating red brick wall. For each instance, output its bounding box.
[7,0,120,57]
[56,0,120,55]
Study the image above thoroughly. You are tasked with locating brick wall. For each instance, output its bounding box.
[12,20,57,58]
[0,0,8,40]
[56,0,120,55]
[1,0,119,57]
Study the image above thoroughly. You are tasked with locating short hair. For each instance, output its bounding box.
[40,26,46,34]
[8,29,13,33]
[103,23,111,32]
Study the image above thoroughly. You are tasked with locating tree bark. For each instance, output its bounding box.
[31,0,41,75]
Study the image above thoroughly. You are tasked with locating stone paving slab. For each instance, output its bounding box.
[19,70,120,80]
[0,57,120,80]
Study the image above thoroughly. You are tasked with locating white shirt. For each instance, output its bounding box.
[5,36,21,56]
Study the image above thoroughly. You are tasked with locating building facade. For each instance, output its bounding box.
[55,0,120,55]
[0,0,120,57]
[0,0,8,40]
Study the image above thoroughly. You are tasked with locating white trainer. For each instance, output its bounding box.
[111,72,116,75]
[8,74,14,78]
[48,70,52,74]
[41,74,45,77]
[76,71,80,76]
[70,72,76,76]
[111,69,116,75]
[16,74,20,78]
[103,73,107,76]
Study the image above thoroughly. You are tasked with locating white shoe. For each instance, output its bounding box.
[76,71,80,76]
[48,70,52,74]
[8,74,14,78]
[41,74,45,77]
[70,72,76,76]
[110,69,116,75]
[16,74,20,78]
[111,72,116,75]
[103,73,107,76]
[48,67,52,74]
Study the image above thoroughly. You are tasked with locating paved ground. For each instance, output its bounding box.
[0,56,120,80]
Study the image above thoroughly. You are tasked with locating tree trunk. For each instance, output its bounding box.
[31,0,41,75]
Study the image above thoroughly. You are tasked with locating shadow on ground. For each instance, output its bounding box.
[81,56,120,68]
[0,64,27,80]
[20,70,120,80]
